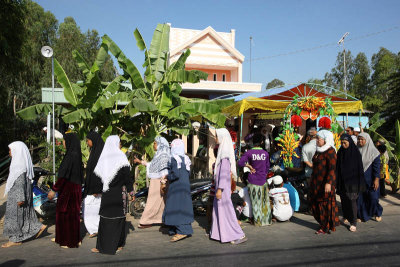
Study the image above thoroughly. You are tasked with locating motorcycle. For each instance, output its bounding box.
[32,167,57,220]
[129,179,212,219]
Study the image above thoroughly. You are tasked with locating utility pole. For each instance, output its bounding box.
[338,32,349,127]
[250,36,252,82]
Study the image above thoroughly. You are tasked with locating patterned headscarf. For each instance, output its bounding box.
[147,136,170,179]
[170,139,191,171]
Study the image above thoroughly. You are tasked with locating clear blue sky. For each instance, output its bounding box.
[36,0,400,88]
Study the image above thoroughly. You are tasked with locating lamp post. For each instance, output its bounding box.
[338,32,349,127]
[41,46,56,185]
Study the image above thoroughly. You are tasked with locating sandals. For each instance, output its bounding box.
[1,242,22,248]
[349,225,357,232]
[315,229,325,235]
[36,225,47,238]
[138,224,152,229]
[91,248,99,253]
[374,216,382,222]
[89,233,98,238]
[170,234,188,242]
[231,236,248,245]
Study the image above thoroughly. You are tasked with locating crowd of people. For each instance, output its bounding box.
[1,121,392,252]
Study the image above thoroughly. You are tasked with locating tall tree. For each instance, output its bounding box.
[54,17,85,83]
[352,52,371,99]
[82,29,115,81]
[383,67,400,133]
[327,50,355,93]
[371,47,399,101]
[266,78,284,89]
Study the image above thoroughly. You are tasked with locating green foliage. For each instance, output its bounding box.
[17,23,231,162]
[266,79,284,89]
[37,141,65,184]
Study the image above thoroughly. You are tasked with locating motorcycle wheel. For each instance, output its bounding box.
[130,196,147,219]
[192,191,209,216]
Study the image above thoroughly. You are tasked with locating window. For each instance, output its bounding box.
[222,74,226,82]
[213,73,217,81]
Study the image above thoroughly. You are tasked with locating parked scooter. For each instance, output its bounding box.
[129,179,212,219]
[32,167,57,219]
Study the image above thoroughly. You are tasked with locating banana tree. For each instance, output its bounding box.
[101,24,233,156]
[365,114,400,191]
[17,23,233,159]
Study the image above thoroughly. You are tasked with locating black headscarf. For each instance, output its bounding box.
[83,131,104,196]
[336,134,366,194]
[57,133,83,185]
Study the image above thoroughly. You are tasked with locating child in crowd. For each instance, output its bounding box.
[377,145,388,198]
[230,179,246,225]
[238,179,253,222]
[269,176,293,222]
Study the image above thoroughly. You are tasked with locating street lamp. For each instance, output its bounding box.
[338,32,349,127]
[41,46,56,185]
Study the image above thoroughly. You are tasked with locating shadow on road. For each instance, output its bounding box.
[47,239,400,266]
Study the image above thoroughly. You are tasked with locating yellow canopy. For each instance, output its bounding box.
[222,96,363,117]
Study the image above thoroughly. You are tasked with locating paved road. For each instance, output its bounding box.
[1,184,400,267]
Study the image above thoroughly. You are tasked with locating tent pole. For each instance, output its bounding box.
[238,113,244,183]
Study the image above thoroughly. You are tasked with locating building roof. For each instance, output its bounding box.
[169,26,244,62]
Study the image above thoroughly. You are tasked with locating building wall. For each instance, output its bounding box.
[186,67,232,82]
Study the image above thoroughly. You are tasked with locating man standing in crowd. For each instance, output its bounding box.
[345,127,358,144]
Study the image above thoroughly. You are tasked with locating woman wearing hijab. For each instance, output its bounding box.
[91,135,133,254]
[210,128,247,245]
[2,142,46,248]
[309,130,339,234]
[163,139,194,242]
[357,132,383,222]
[134,136,169,228]
[336,134,366,232]
[47,133,83,248]
[83,131,104,238]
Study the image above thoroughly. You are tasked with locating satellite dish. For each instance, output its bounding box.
[41,46,53,58]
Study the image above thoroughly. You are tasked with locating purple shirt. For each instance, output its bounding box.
[238,148,270,186]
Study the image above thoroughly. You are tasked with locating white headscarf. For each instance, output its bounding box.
[170,139,191,171]
[358,132,380,172]
[316,129,336,153]
[147,136,170,179]
[94,135,130,192]
[5,141,34,196]
[214,128,237,179]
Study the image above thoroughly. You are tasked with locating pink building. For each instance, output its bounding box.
[169,25,261,99]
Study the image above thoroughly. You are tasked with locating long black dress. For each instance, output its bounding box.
[96,166,133,255]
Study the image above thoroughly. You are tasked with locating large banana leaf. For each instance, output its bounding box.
[62,108,93,123]
[91,43,109,73]
[131,99,158,112]
[148,24,170,81]
[168,70,208,84]
[91,75,126,112]
[72,50,90,75]
[102,35,145,89]
[16,104,69,120]
[54,59,79,107]
[368,113,385,132]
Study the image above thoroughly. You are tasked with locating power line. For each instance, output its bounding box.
[245,25,400,62]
